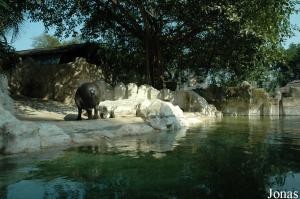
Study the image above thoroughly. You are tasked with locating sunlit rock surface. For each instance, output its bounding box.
[1,73,221,154]
[135,84,148,99]
[280,80,300,115]
[113,82,126,100]
[126,83,138,99]
[196,81,280,116]
[137,99,187,130]
[0,75,71,154]
[99,99,141,118]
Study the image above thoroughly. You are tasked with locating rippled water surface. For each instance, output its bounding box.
[1,117,300,199]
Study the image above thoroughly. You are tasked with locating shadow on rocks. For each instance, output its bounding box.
[64,114,78,121]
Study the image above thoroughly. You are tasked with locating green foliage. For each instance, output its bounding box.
[0,0,297,87]
[15,1,300,86]
[0,1,25,70]
[0,41,17,71]
[0,0,25,43]
[32,33,83,48]
[32,33,61,48]
[274,43,300,86]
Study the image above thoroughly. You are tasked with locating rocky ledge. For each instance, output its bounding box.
[0,75,221,154]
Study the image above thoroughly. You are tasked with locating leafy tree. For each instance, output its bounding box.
[0,0,25,43]
[32,33,61,48]
[32,33,84,48]
[61,37,84,46]
[0,0,26,70]
[273,43,300,86]
[24,0,300,88]
[285,43,300,80]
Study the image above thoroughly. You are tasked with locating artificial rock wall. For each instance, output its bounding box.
[9,57,104,104]
[196,80,300,116]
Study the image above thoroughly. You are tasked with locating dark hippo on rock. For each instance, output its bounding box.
[75,82,100,120]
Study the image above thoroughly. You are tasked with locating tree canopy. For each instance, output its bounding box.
[1,0,299,87]
[0,0,26,70]
[273,43,300,86]
[25,0,299,87]
[32,33,83,48]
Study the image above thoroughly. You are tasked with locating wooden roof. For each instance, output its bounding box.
[16,43,97,57]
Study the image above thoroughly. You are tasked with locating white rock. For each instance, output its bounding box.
[38,124,71,148]
[98,105,112,118]
[99,99,143,118]
[0,106,18,127]
[0,81,70,154]
[173,90,210,113]
[158,88,174,102]
[137,84,150,99]
[114,82,126,100]
[126,83,138,99]
[1,121,41,154]
[115,123,154,136]
[0,119,70,154]
[136,100,152,118]
[149,87,160,100]
[143,99,187,130]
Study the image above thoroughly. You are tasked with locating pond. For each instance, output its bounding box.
[0,117,300,199]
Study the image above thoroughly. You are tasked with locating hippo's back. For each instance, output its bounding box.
[75,82,100,109]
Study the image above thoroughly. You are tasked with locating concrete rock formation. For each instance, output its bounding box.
[0,74,71,154]
[1,72,222,154]
[126,83,138,99]
[114,82,126,100]
[194,80,300,116]
[280,80,300,115]
[137,99,187,130]
[9,57,104,104]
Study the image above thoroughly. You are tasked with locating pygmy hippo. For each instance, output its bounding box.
[75,82,100,120]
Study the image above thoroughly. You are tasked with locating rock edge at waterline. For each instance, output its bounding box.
[1,76,221,154]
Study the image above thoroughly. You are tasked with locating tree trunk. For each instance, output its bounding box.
[144,35,163,89]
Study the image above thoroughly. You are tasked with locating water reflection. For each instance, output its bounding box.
[72,128,187,158]
[6,178,85,199]
[0,117,300,199]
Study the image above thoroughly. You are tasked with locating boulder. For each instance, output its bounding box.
[219,82,275,116]
[10,57,104,104]
[0,75,71,154]
[0,117,71,154]
[0,74,14,112]
[280,80,300,115]
[114,82,126,100]
[280,80,300,97]
[126,83,138,99]
[0,121,41,153]
[149,87,160,100]
[137,84,150,99]
[281,97,300,115]
[99,99,142,118]
[158,88,174,101]
[173,90,208,112]
[95,80,114,101]
[137,99,187,130]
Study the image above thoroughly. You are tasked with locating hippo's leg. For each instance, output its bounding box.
[93,106,99,119]
[87,109,93,119]
[77,107,82,120]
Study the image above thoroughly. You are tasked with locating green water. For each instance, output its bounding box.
[1,117,300,199]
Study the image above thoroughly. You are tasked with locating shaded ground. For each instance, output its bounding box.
[12,96,154,143]
[14,96,78,121]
